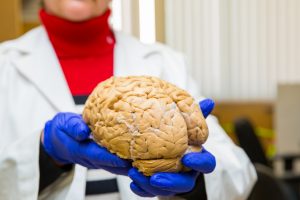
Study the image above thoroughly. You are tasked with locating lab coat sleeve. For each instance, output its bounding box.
[0,55,41,200]
[181,56,258,200]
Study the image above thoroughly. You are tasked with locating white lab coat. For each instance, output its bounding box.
[0,27,257,200]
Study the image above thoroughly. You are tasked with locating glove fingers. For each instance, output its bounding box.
[78,141,131,168]
[199,99,215,118]
[130,182,156,197]
[128,168,176,196]
[182,148,216,173]
[150,171,198,193]
[56,113,90,141]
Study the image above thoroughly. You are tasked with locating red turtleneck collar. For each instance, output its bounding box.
[40,9,115,96]
[40,9,115,58]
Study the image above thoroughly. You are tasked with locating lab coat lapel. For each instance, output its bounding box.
[13,28,75,112]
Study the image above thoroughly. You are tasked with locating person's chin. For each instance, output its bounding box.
[63,7,96,22]
[61,2,99,22]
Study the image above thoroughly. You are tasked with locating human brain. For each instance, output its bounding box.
[83,76,208,176]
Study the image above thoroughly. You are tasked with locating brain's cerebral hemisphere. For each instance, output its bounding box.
[83,76,208,175]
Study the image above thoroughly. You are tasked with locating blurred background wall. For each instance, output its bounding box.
[165,0,300,100]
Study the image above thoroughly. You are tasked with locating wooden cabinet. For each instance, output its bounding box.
[0,0,22,42]
[0,0,40,42]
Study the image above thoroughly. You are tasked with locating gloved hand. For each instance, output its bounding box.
[128,98,216,197]
[42,112,131,175]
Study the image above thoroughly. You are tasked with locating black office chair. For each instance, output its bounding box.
[233,118,270,167]
[248,164,298,200]
[234,118,300,170]
[233,117,300,199]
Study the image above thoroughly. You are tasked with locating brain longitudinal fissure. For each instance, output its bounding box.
[83,76,208,176]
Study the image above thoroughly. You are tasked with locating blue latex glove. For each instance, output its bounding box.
[42,112,131,175]
[128,98,216,197]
